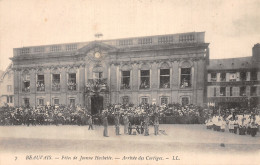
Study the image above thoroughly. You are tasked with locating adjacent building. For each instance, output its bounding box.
[207,43,260,109]
[0,64,14,106]
[11,32,209,114]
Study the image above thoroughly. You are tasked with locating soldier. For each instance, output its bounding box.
[88,115,94,130]
[103,114,109,137]
[154,115,159,135]
[114,113,121,135]
[123,114,129,134]
[144,114,149,136]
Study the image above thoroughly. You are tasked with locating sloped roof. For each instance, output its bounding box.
[207,57,252,70]
[0,70,3,78]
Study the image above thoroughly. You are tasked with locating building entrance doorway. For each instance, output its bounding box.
[91,95,103,115]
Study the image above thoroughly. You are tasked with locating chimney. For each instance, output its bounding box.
[252,43,260,68]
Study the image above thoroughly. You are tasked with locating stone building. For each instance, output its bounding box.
[11,32,209,114]
[0,64,14,107]
[207,43,260,109]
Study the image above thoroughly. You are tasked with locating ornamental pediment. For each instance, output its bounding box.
[76,41,117,54]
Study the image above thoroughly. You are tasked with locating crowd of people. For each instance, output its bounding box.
[205,108,260,137]
[0,103,208,126]
[0,103,259,137]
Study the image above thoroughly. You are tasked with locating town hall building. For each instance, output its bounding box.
[11,32,209,114]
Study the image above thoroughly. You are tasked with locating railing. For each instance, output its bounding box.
[85,78,108,93]
[67,82,77,91]
[52,84,61,91]
[140,84,150,89]
[22,87,30,93]
[160,83,170,89]
[120,84,131,90]
[36,83,45,91]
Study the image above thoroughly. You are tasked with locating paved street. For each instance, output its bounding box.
[0,124,260,165]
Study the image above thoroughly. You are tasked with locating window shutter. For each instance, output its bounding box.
[208,73,211,82]
[216,86,220,96]
[226,73,230,81]
[233,87,239,96]
[226,87,230,96]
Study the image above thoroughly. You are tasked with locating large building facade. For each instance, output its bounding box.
[11,32,209,113]
[0,64,14,107]
[207,43,260,109]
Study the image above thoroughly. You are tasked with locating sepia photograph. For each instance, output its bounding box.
[0,0,259,164]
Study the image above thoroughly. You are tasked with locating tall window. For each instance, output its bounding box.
[54,98,59,105]
[69,98,75,107]
[68,73,76,91]
[220,87,226,96]
[251,71,257,81]
[24,98,30,107]
[181,97,189,106]
[251,86,257,96]
[160,69,170,88]
[220,73,226,81]
[141,97,149,104]
[161,97,168,105]
[52,74,60,91]
[213,87,217,97]
[230,87,233,96]
[93,72,103,80]
[122,96,129,105]
[121,71,130,89]
[38,99,44,106]
[229,73,236,82]
[22,73,30,92]
[7,96,13,103]
[240,71,247,81]
[7,85,12,92]
[211,73,217,82]
[37,75,45,91]
[140,70,150,89]
[240,86,246,96]
[181,68,191,88]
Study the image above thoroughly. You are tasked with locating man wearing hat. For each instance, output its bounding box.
[123,113,129,134]
[154,115,159,135]
[103,113,109,137]
[114,113,121,135]
[144,114,150,136]
[88,115,94,130]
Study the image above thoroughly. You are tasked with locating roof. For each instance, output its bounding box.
[0,70,3,78]
[207,57,252,70]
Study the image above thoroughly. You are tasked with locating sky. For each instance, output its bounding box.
[0,0,259,70]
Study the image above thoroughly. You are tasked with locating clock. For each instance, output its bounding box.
[94,52,101,58]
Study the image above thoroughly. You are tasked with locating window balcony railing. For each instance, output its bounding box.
[52,83,61,91]
[22,87,30,92]
[140,83,150,89]
[67,82,77,91]
[160,83,170,89]
[220,78,226,82]
[36,83,45,91]
[121,84,131,90]
[210,78,217,82]
[180,82,191,88]
[85,78,108,93]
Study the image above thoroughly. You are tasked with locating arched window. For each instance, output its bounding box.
[122,96,129,105]
[181,97,189,106]
[140,63,150,89]
[180,61,192,88]
[22,70,30,92]
[121,65,131,90]
[160,62,170,88]
[51,68,61,91]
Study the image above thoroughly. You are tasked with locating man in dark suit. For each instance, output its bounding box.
[103,113,109,137]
